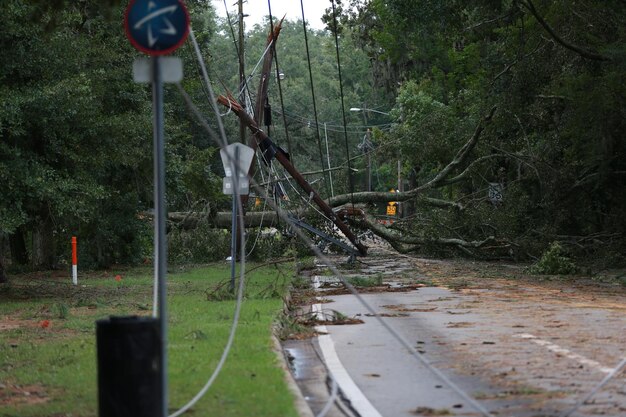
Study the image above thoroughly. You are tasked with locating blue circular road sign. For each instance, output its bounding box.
[124,0,190,56]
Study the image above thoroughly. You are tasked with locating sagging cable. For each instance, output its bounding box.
[316,375,339,417]
[168,26,248,417]
[561,357,626,417]
[177,84,495,417]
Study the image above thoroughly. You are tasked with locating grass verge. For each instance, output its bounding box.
[0,263,299,417]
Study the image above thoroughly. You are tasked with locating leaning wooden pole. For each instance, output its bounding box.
[246,18,284,182]
[253,17,284,129]
[217,94,368,256]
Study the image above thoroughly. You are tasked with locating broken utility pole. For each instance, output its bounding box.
[216,94,368,257]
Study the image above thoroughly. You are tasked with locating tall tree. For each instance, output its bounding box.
[1,1,154,268]
[324,0,626,262]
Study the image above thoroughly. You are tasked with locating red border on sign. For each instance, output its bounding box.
[124,0,190,56]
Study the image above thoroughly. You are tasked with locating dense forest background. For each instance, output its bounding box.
[1,0,625,280]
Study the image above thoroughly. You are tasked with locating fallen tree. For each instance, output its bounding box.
[328,106,497,208]
[354,210,498,256]
[166,106,509,257]
[168,211,280,230]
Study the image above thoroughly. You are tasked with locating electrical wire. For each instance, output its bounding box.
[178,86,495,417]
[280,166,334,223]
[245,153,274,257]
[560,357,626,417]
[266,1,294,162]
[188,28,229,146]
[275,108,393,131]
[317,375,339,417]
[167,210,246,417]
[178,13,495,417]
[239,41,274,98]
[261,158,326,223]
[276,109,393,133]
[308,332,347,417]
[167,27,248,417]
[330,0,356,216]
[185,41,214,113]
[300,0,331,198]
[221,0,256,117]
[245,198,268,257]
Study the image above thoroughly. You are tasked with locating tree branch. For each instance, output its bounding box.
[440,154,506,186]
[166,211,281,229]
[330,106,496,215]
[521,0,611,61]
[465,10,517,32]
[355,212,497,256]
[417,106,497,191]
[491,41,546,85]
[327,191,463,210]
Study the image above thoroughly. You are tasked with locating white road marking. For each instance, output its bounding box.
[315,303,383,417]
[513,333,614,374]
[312,301,325,321]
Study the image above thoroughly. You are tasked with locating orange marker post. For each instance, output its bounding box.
[71,236,78,285]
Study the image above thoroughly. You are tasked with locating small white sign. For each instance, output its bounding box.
[223,177,250,195]
[220,143,255,178]
[488,182,504,204]
[133,57,184,83]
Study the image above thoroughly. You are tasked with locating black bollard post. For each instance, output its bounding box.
[96,316,163,417]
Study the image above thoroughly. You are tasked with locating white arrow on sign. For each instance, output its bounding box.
[134,4,179,47]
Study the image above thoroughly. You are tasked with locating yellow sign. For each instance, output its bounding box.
[387,188,397,216]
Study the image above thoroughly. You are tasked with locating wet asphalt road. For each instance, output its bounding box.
[285,249,626,417]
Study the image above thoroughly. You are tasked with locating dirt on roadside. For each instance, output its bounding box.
[292,243,626,416]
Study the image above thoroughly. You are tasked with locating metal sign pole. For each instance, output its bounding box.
[152,55,168,417]
[120,2,189,416]
[220,143,254,291]
[229,146,240,292]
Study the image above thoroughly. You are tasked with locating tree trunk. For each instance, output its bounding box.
[167,211,281,229]
[0,259,6,283]
[405,166,418,217]
[10,227,29,265]
[168,106,500,257]
[0,235,6,283]
[31,213,55,269]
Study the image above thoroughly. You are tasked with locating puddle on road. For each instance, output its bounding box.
[292,249,626,416]
[283,346,305,379]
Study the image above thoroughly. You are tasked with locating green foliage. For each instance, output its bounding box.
[0,0,153,268]
[246,231,290,261]
[53,302,69,319]
[168,223,231,265]
[390,80,475,172]
[347,274,383,287]
[0,264,299,417]
[340,0,626,264]
[528,242,578,275]
[0,1,226,269]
